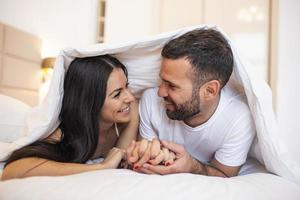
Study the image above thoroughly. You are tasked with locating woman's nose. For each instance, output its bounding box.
[124,88,135,102]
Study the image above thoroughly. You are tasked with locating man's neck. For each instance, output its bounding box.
[184,95,221,128]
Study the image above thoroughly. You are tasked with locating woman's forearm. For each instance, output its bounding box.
[116,120,139,149]
[1,157,107,180]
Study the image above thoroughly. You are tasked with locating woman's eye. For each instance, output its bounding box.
[113,91,121,98]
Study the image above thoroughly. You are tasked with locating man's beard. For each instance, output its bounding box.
[165,89,201,121]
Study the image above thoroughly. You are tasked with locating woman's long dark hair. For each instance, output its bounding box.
[5,55,127,166]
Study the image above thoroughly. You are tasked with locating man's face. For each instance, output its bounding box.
[158,58,201,120]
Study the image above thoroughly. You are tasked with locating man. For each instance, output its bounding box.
[126,28,255,177]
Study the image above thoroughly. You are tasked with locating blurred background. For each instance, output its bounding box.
[0,0,299,162]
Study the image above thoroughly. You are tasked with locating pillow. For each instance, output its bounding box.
[0,94,30,142]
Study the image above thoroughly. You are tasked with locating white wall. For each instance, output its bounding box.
[276,0,300,163]
[104,0,160,43]
[0,0,98,57]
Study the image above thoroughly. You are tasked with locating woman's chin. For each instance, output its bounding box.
[115,114,131,123]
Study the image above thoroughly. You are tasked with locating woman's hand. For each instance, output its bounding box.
[125,139,176,171]
[101,147,125,169]
[139,141,196,175]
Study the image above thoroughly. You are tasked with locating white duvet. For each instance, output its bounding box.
[0,25,300,199]
[0,169,300,200]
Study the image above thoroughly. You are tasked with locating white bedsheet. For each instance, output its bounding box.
[0,169,299,200]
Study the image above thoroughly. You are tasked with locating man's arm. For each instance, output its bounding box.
[191,157,240,177]
[140,140,240,177]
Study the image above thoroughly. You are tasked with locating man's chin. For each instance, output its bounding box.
[165,103,175,111]
[166,110,180,120]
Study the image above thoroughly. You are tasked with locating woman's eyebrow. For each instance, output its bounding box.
[108,88,122,97]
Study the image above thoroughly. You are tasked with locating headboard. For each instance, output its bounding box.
[0,22,42,106]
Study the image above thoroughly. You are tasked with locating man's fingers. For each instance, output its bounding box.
[137,166,158,175]
[161,140,184,155]
[142,163,170,175]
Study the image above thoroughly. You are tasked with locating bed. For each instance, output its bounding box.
[0,21,40,177]
[0,25,300,199]
[1,169,300,200]
[0,22,42,106]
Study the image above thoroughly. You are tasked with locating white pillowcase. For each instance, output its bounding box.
[0,95,30,142]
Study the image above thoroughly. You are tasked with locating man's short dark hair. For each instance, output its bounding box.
[161,28,233,88]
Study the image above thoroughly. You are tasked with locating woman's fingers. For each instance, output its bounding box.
[150,138,161,159]
[138,139,149,157]
[129,145,139,163]
[125,139,178,170]
[148,150,165,165]
[162,147,170,163]
[126,139,151,165]
[133,143,151,170]
[164,151,175,166]
[125,140,136,162]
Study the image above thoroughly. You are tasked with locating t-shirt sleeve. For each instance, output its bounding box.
[139,89,158,140]
[214,112,256,167]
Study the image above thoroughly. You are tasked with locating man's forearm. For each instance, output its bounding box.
[191,158,228,177]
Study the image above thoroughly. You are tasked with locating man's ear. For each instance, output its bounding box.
[199,80,221,99]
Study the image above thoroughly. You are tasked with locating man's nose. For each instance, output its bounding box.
[158,83,168,97]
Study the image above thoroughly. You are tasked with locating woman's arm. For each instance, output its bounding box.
[1,148,124,180]
[116,100,139,149]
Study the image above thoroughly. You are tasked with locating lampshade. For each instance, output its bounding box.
[41,57,56,69]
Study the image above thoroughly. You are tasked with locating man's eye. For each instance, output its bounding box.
[169,84,176,89]
[114,91,121,98]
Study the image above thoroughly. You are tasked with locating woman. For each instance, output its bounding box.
[2,55,138,180]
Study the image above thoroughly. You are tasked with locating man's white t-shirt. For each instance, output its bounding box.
[139,87,256,167]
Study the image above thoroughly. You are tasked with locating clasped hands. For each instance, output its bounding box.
[124,138,197,175]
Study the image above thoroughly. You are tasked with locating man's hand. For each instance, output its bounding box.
[139,140,197,175]
[139,140,240,177]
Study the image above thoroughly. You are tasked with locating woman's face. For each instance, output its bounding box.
[100,68,135,124]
